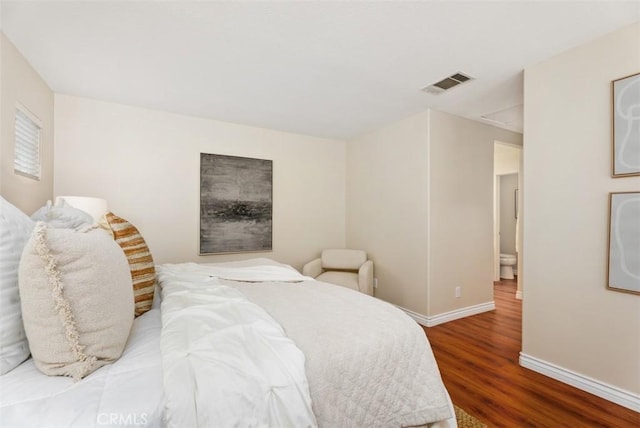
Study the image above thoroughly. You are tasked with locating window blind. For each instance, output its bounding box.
[14,107,41,180]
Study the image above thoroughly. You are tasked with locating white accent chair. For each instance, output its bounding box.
[302,249,374,296]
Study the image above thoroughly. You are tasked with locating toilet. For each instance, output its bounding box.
[500,253,517,279]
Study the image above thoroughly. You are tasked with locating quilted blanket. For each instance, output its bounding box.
[158,259,452,427]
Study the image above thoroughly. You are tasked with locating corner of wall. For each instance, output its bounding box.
[0,32,54,213]
[427,109,521,318]
[345,110,430,315]
[425,108,432,316]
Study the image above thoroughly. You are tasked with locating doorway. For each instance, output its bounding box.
[494,141,522,298]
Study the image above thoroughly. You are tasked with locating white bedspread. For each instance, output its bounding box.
[158,263,317,428]
[157,260,453,427]
[1,259,453,427]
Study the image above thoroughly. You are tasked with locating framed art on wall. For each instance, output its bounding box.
[200,153,273,255]
[607,191,640,295]
[612,72,640,177]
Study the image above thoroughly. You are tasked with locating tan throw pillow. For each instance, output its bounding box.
[18,223,134,380]
[102,213,156,317]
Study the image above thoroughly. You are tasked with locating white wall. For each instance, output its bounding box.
[54,95,346,269]
[0,33,53,213]
[346,111,429,314]
[523,22,640,396]
[428,110,522,316]
[347,109,522,318]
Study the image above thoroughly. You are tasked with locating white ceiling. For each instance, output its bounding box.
[1,1,639,139]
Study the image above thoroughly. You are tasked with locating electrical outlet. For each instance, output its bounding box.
[374,278,379,289]
[455,286,461,298]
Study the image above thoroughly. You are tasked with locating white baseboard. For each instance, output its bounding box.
[519,353,640,412]
[398,301,495,328]
[398,306,431,326]
[515,290,523,300]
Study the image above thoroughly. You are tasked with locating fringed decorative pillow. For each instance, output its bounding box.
[18,223,134,380]
[101,213,156,317]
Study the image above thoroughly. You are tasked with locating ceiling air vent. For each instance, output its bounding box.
[422,72,474,95]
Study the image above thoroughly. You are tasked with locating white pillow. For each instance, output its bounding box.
[31,199,93,230]
[0,197,33,374]
[19,223,134,380]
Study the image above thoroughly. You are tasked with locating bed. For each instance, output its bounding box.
[0,197,456,427]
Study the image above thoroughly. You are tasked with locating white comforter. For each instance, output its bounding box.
[0,309,164,428]
[158,263,317,428]
[157,259,452,428]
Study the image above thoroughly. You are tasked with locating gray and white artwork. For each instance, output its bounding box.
[608,192,640,294]
[200,153,272,254]
[613,73,640,177]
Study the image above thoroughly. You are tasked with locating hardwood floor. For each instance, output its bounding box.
[423,279,640,428]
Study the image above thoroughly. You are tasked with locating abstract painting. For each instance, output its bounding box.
[612,72,640,177]
[607,192,640,295]
[200,153,272,254]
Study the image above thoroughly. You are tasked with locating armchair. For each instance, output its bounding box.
[302,249,374,296]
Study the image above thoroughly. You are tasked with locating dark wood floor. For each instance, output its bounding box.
[423,279,640,428]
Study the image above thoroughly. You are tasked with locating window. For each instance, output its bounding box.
[14,105,41,180]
